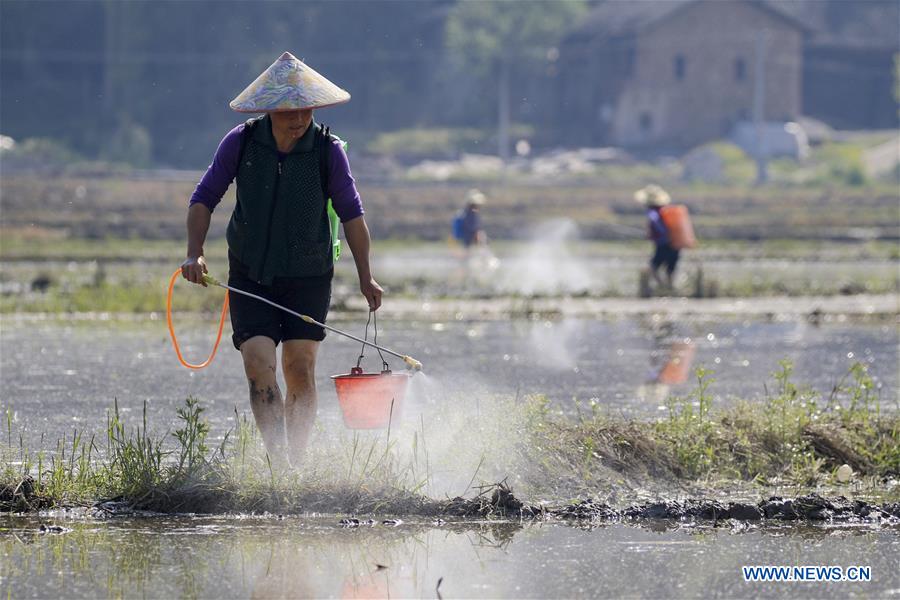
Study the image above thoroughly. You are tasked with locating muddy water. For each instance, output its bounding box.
[2,514,898,599]
[0,317,896,447]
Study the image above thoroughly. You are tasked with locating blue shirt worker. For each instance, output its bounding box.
[460,188,486,248]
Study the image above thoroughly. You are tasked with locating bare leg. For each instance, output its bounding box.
[282,339,320,466]
[240,336,287,465]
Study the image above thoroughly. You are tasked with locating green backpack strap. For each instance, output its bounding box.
[318,124,344,263]
[327,199,341,262]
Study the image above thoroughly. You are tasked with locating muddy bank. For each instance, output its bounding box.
[4,176,898,241]
[5,290,899,322]
[444,489,900,525]
[340,293,899,320]
[5,477,898,529]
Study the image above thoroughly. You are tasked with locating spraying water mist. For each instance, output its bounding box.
[498,218,593,296]
[526,318,584,372]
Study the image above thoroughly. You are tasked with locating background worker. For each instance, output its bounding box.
[460,188,487,250]
[635,184,680,290]
[181,52,383,467]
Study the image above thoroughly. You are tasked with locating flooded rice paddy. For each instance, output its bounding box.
[2,513,899,599]
[0,316,897,448]
[2,313,898,598]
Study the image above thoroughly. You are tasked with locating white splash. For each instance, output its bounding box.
[527,318,582,371]
[498,218,592,295]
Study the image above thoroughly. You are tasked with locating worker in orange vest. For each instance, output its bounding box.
[635,184,696,291]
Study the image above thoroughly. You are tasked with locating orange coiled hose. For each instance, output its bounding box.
[166,269,229,369]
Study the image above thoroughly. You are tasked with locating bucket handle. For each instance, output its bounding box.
[356,310,391,373]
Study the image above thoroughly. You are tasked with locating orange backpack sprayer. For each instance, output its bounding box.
[658,205,697,250]
[166,269,421,429]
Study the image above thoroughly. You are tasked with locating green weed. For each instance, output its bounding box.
[520,361,899,496]
[655,366,717,477]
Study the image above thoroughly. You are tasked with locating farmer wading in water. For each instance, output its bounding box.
[182,52,382,466]
[635,184,680,290]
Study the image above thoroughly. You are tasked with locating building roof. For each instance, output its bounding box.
[566,0,811,43]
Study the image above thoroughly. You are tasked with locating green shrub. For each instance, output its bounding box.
[367,125,534,160]
[815,142,869,186]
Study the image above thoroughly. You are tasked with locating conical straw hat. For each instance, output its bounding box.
[633,184,671,206]
[465,189,487,206]
[230,52,351,113]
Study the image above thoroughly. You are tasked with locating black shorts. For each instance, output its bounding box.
[651,243,680,274]
[227,253,332,350]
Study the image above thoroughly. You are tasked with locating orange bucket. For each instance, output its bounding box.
[332,367,410,429]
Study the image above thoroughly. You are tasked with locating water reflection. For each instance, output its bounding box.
[0,517,525,598]
[637,319,697,404]
[2,516,898,599]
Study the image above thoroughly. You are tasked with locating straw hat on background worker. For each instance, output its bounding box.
[465,188,487,207]
[230,51,351,112]
[633,184,671,207]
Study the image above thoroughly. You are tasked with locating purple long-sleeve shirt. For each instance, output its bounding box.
[189,122,364,223]
[647,208,669,244]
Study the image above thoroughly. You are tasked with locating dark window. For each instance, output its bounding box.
[639,112,653,133]
[735,58,746,81]
[674,54,686,81]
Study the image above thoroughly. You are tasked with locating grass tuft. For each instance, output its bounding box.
[521,361,898,497]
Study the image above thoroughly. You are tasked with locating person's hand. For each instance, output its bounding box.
[181,256,208,286]
[360,277,383,311]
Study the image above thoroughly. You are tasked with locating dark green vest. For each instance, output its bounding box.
[226,115,332,285]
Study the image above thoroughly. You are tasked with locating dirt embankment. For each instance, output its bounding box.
[5,477,898,528]
[2,176,898,242]
[444,487,900,525]
[341,293,900,319]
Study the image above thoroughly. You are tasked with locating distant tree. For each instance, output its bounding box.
[445,0,586,161]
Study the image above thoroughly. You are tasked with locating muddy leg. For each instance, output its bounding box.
[664,269,675,289]
[665,259,678,290]
[649,263,666,289]
[240,336,287,465]
[282,340,319,466]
